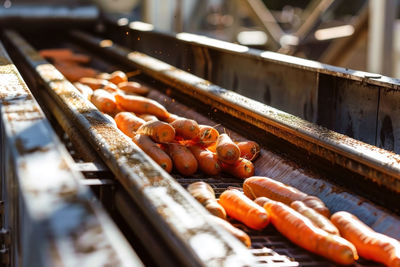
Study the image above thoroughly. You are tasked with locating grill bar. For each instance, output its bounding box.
[4,30,257,267]
[0,39,142,267]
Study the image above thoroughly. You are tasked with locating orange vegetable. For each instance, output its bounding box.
[195,125,220,146]
[40,48,90,64]
[208,215,251,247]
[187,182,226,219]
[73,82,93,100]
[114,112,145,138]
[290,201,339,235]
[218,190,269,230]
[236,141,260,161]
[221,158,254,179]
[54,63,97,82]
[133,134,172,173]
[91,89,117,114]
[243,176,307,203]
[138,114,159,122]
[78,77,118,93]
[167,143,198,176]
[170,118,200,140]
[96,72,111,80]
[114,93,170,120]
[165,113,180,123]
[302,196,330,217]
[263,199,358,265]
[331,211,400,267]
[215,134,240,164]
[136,120,175,143]
[109,70,128,85]
[118,81,150,95]
[188,145,221,175]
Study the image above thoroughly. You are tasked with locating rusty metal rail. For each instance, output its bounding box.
[0,40,142,267]
[3,30,257,267]
[69,30,400,195]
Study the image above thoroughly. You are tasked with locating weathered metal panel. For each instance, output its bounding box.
[0,40,142,267]
[317,74,380,146]
[377,88,400,152]
[5,30,257,267]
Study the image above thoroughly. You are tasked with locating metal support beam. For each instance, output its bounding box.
[367,0,398,76]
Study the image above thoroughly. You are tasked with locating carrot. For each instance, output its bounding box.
[221,158,254,179]
[243,176,308,203]
[138,114,158,122]
[170,118,200,140]
[133,134,172,173]
[96,72,111,80]
[167,143,198,175]
[73,82,93,101]
[79,77,119,93]
[302,196,330,217]
[331,211,400,267]
[262,198,358,265]
[188,145,221,175]
[91,89,117,114]
[195,125,220,146]
[114,112,145,138]
[109,70,128,85]
[208,215,251,247]
[290,201,339,235]
[118,81,150,95]
[40,48,90,64]
[187,182,226,219]
[114,93,170,120]
[215,134,240,164]
[54,63,97,82]
[164,113,180,123]
[218,190,269,230]
[136,120,175,143]
[236,141,260,161]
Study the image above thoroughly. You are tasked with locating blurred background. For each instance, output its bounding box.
[2,0,399,77]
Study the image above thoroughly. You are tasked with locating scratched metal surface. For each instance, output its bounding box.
[4,30,257,267]
[102,16,400,153]
[69,30,400,195]
[0,41,142,267]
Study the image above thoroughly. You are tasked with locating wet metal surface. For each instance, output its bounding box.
[70,30,400,194]
[0,40,142,267]
[5,30,257,267]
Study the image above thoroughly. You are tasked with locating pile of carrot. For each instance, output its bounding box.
[44,48,260,178]
[44,48,400,266]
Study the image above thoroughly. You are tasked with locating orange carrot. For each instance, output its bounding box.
[91,89,117,114]
[290,201,339,235]
[40,48,90,64]
[215,134,240,164]
[195,125,220,146]
[109,70,128,85]
[302,196,330,217]
[138,114,159,122]
[165,113,180,123]
[236,140,260,161]
[188,145,221,175]
[114,112,145,138]
[118,81,150,95]
[167,143,198,175]
[73,82,93,100]
[218,190,269,230]
[187,182,226,219]
[262,199,358,265]
[208,215,251,247]
[170,118,200,140]
[136,120,175,143]
[331,211,400,267]
[79,77,118,93]
[96,72,111,80]
[221,158,254,179]
[54,63,97,82]
[114,93,170,120]
[133,134,172,173]
[243,176,308,203]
